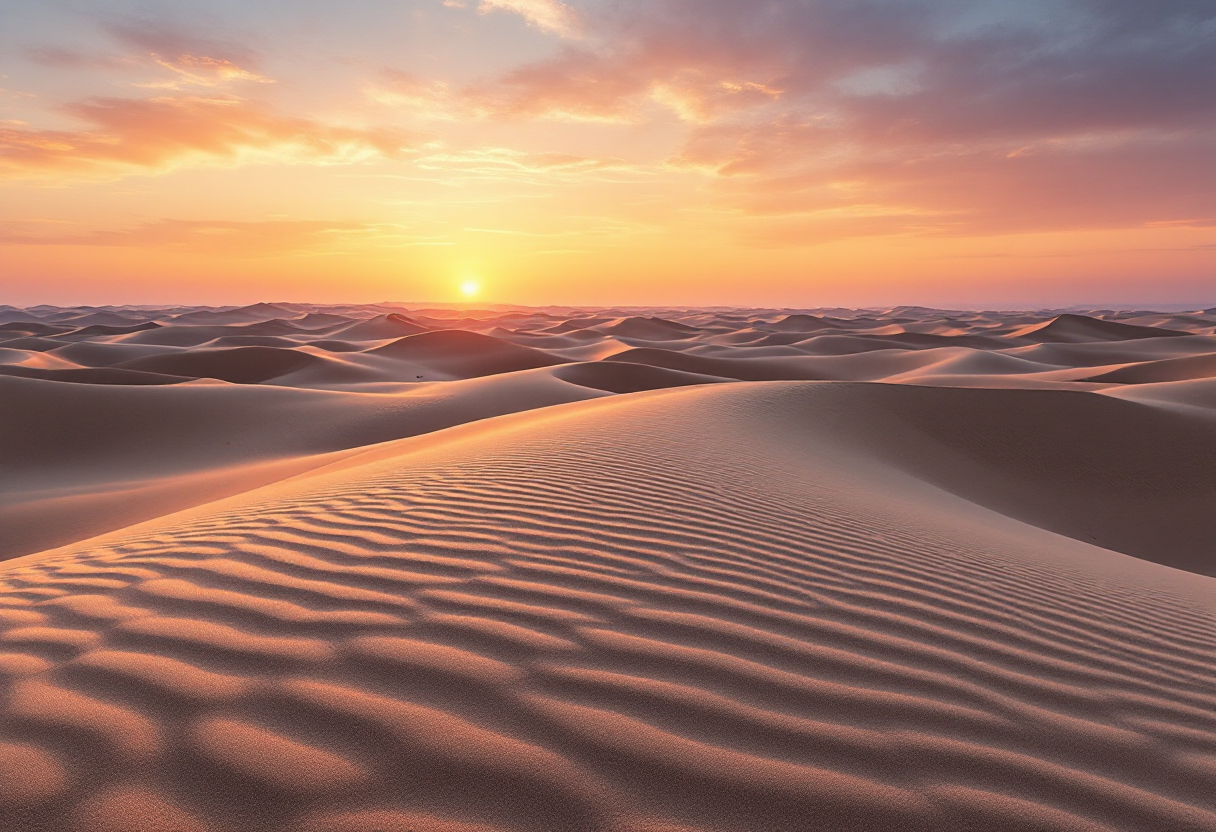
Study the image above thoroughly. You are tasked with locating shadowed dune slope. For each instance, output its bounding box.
[116,347,322,384]
[797,384,1216,574]
[334,314,428,341]
[610,347,833,380]
[539,317,614,334]
[1083,352,1216,384]
[1009,314,1188,343]
[369,330,569,378]
[598,316,701,340]
[44,342,182,368]
[56,322,162,340]
[0,322,71,337]
[0,365,191,386]
[767,313,835,332]
[1,382,1213,832]
[1101,377,1216,415]
[120,323,307,348]
[0,336,73,352]
[552,360,731,393]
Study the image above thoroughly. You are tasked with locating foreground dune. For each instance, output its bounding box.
[2,380,1214,832]
[1,303,1214,831]
[0,372,605,559]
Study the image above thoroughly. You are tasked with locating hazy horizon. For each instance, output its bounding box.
[5,299,1216,314]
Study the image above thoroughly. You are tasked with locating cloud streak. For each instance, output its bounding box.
[478,0,580,37]
[0,219,384,255]
[0,95,417,180]
[143,54,273,89]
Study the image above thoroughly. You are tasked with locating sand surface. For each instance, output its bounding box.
[1,303,1214,831]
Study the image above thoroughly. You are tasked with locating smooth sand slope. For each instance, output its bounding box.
[1,304,1214,831]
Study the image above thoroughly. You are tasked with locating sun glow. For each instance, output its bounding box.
[460,279,481,298]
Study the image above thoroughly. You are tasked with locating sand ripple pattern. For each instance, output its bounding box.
[1,384,1214,832]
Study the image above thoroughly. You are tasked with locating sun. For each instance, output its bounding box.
[459,279,481,298]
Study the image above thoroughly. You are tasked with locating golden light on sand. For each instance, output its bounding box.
[460,279,481,298]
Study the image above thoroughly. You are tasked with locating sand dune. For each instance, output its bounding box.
[0,322,71,337]
[0,365,191,386]
[54,322,163,341]
[333,314,428,341]
[598,316,702,340]
[1101,377,1216,416]
[1083,352,1216,384]
[43,342,183,368]
[116,347,323,384]
[2,303,1214,832]
[368,331,569,379]
[553,360,732,393]
[608,347,828,380]
[766,313,835,332]
[1008,314,1189,343]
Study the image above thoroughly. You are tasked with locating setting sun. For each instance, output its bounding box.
[459,280,481,298]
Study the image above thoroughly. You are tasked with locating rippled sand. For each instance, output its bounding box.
[2,304,1214,831]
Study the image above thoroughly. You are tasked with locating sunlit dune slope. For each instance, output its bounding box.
[1,382,1213,832]
[0,372,605,559]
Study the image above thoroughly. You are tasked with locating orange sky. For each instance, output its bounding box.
[2,0,1214,306]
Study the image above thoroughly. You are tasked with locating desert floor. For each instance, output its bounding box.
[1,302,1214,831]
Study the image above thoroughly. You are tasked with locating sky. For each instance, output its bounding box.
[1,0,1214,307]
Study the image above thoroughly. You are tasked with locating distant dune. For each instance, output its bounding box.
[598,316,703,340]
[1,303,1213,832]
[333,313,428,341]
[1007,313,1190,343]
[368,330,570,378]
[1083,352,1216,384]
[116,346,322,384]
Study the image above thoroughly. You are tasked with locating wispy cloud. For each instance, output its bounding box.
[23,47,136,70]
[104,20,260,70]
[416,147,642,183]
[142,54,274,89]
[23,41,270,89]
[366,70,471,119]
[478,0,580,37]
[0,95,418,180]
[0,218,381,255]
